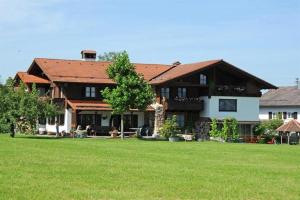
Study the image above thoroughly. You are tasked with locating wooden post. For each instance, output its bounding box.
[121,113,124,139]
[250,124,254,143]
[71,109,77,129]
[287,132,290,145]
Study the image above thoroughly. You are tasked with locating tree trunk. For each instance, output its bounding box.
[121,113,124,139]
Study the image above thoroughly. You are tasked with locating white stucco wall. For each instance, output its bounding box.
[259,107,300,122]
[200,96,260,121]
[43,108,72,133]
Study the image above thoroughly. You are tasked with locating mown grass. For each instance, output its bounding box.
[0,134,300,200]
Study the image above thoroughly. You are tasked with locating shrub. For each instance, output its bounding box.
[255,119,283,136]
[160,115,180,139]
[209,118,219,137]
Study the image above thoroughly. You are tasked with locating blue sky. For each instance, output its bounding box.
[0,0,299,86]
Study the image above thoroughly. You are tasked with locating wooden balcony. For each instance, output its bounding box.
[165,97,204,111]
[213,85,261,97]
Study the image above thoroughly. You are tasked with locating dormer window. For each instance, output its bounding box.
[200,74,207,85]
[85,87,96,98]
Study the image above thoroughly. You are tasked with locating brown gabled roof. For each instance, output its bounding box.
[24,57,275,89]
[150,60,221,84]
[260,86,300,107]
[33,58,172,84]
[276,119,300,132]
[15,72,50,84]
[150,59,276,89]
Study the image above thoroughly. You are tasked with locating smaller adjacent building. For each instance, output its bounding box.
[259,83,300,122]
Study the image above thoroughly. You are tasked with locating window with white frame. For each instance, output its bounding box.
[177,88,187,98]
[160,87,170,99]
[200,74,207,85]
[85,87,96,98]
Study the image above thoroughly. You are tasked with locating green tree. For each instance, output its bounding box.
[101,51,154,139]
[209,118,219,137]
[0,78,58,134]
[221,118,229,141]
[98,51,122,61]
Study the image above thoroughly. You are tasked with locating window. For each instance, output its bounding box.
[38,87,46,96]
[177,88,187,98]
[293,112,298,119]
[288,112,292,118]
[283,112,287,119]
[38,118,46,125]
[219,99,237,112]
[239,124,251,136]
[176,114,185,127]
[200,74,207,85]
[58,114,65,125]
[268,112,272,120]
[161,88,170,99]
[85,87,96,97]
[48,116,55,125]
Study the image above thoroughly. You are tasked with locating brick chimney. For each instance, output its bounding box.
[81,50,96,61]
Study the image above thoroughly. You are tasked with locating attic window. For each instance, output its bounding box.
[200,74,207,85]
[85,87,96,98]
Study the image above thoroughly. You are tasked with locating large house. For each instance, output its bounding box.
[14,50,276,136]
[259,83,300,122]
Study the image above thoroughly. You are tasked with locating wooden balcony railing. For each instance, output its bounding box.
[213,85,261,97]
[166,97,204,111]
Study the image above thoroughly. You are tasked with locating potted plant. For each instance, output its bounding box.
[160,115,180,142]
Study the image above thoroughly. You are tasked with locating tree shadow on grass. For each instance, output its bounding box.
[14,135,65,140]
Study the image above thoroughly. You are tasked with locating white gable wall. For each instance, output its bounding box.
[200,96,260,121]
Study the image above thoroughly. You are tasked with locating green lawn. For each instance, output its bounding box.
[1,134,300,200]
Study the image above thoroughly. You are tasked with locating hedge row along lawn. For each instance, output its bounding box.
[1,134,300,200]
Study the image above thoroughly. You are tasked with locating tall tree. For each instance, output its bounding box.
[101,51,154,139]
[98,51,122,61]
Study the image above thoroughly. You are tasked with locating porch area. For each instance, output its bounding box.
[67,98,155,136]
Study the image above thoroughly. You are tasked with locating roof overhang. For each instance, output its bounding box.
[15,72,50,84]
[67,99,154,111]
